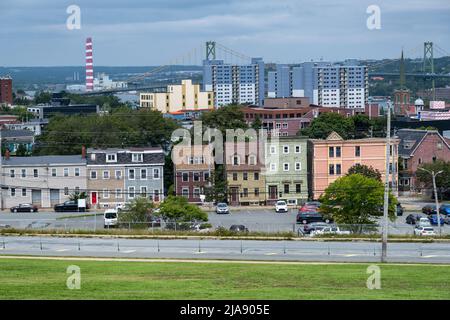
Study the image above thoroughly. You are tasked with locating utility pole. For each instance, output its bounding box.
[381,100,391,263]
[0,130,3,211]
[419,168,443,236]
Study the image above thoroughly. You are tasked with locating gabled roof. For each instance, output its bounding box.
[397,129,450,157]
[2,155,86,166]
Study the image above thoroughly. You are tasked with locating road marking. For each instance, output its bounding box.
[265,252,278,256]
[122,250,136,254]
[55,249,70,252]
[342,254,362,257]
[193,251,206,254]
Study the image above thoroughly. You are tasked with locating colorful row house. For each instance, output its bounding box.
[86,147,165,209]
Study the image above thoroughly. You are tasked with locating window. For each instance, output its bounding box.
[116,189,122,199]
[254,172,259,180]
[248,155,256,165]
[103,171,110,179]
[64,168,69,177]
[140,186,147,197]
[243,172,248,181]
[254,188,260,196]
[270,163,277,172]
[335,146,341,158]
[270,146,276,154]
[243,188,248,197]
[10,188,15,197]
[283,163,289,171]
[193,188,200,198]
[132,153,143,163]
[296,184,301,193]
[182,188,189,197]
[22,188,26,197]
[284,184,290,194]
[106,154,117,162]
[75,187,80,193]
[233,173,238,181]
[329,164,335,175]
[90,170,97,179]
[295,162,301,171]
[182,172,189,182]
[10,170,15,178]
[128,187,135,199]
[329,147,334,157]
[128,169,135,180]
[204,172,210,181]
[50,168,57,177]
[193,172,200,182]
[115,170,122,179]
[283,145,289,154]
[295,145,301,153]
[74,168,80,177]
[33,169,38,178]
[233,155,240,165]
[141,169,147,180]
[90,154,96,161]
[153,168,160,179]
[103,189,110,198]
[64,187,69,196]
[21,169,26,178]
[355,146,361,157]
[336,164,342,175]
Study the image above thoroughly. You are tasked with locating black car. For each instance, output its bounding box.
[54,200,80,212]
[229,225,249,232]
[396,203,404,216]
[405,214,423,225]
[422,205,436,215]
[10,203,38,213]
[296,211,332,224]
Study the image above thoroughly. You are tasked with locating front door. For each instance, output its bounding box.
[91,192,98,206]
[268,186,278,205]
[230,187,239,205]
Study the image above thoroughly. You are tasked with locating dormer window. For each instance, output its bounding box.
[233,155,240,166]
[132,153,143,163]
[90,154,96,161]
[106,153,117,163]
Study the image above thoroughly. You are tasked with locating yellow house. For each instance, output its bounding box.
[140,79,214,113]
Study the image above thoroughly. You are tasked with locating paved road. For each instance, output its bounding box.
[1,236,450,264]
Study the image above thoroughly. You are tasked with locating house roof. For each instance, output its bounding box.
[2,155,86,166]
[397,129,450,158]
[1,129,34,138]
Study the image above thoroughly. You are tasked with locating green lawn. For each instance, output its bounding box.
[0,258,449,299]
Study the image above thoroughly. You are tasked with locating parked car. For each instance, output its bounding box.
[405,214,423,225]
[216,203,230,214]
[229,225,248,232]
[10,203,38,213]
[311,226,351,236]
[54,200,82,212]
[414,226,436,236]
[439,204,450,216]
[302,222,330,235]
[275,200,288,213]
[296,211,332,224]
[429,214,447,226]
[417,217,432,227]
[104,209,118,228]
[299,201,321,212]
[422,204,436,215]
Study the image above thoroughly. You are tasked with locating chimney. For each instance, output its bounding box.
[81,145,86,159]
[5,149,10,160]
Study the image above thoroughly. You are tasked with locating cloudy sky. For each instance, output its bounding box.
[0,0,449,66]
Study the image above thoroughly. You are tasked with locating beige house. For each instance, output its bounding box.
[140,79,214,113]
[1,155,87,209]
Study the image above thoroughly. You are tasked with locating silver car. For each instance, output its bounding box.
[216,203,230,214]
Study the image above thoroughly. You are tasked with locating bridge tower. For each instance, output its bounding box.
[423,41,435,100]
[205,41,216,61]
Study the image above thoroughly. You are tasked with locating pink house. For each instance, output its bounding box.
[308,132,399,200]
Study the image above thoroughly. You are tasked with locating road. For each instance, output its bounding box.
[1,236,450,264]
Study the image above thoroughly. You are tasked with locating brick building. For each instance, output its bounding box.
[0,76,13,106]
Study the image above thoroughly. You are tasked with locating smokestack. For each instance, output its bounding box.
[85,37,94,92]
[81,145,86,159]
[5,149,10,160]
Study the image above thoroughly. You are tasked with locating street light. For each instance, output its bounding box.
[418,167,444,236]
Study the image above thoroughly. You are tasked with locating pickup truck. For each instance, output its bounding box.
[311,226,351,236]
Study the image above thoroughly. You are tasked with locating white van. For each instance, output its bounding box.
[104,209,118,228]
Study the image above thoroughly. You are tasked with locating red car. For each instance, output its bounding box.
[299,201,321,213]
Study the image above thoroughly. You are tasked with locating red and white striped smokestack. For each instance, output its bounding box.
[85,37,94,92]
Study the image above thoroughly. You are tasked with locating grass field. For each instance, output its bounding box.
[0,257,449,299]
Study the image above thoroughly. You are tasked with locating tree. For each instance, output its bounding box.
[34,91,52,104]
[15,144,29,156]
[299,112,355,139]
[156,196,208,222]
[347,164,382,181]
[69,191,87,201]
[319,174,397,233]
[118,196,154,224]
[251,114,262,130]
[200,104,248,133]
[204,164,228,203]
[416,160,450,199]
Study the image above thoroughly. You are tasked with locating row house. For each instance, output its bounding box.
[1,153,87,208]
[86,147,164,209]
[397,129,450,193]
[173,144,214,203]
[265,136,309,205]
[308,132,399,200]
[225,141,266,206]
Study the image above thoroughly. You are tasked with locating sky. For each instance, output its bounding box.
[0,0,449,66]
